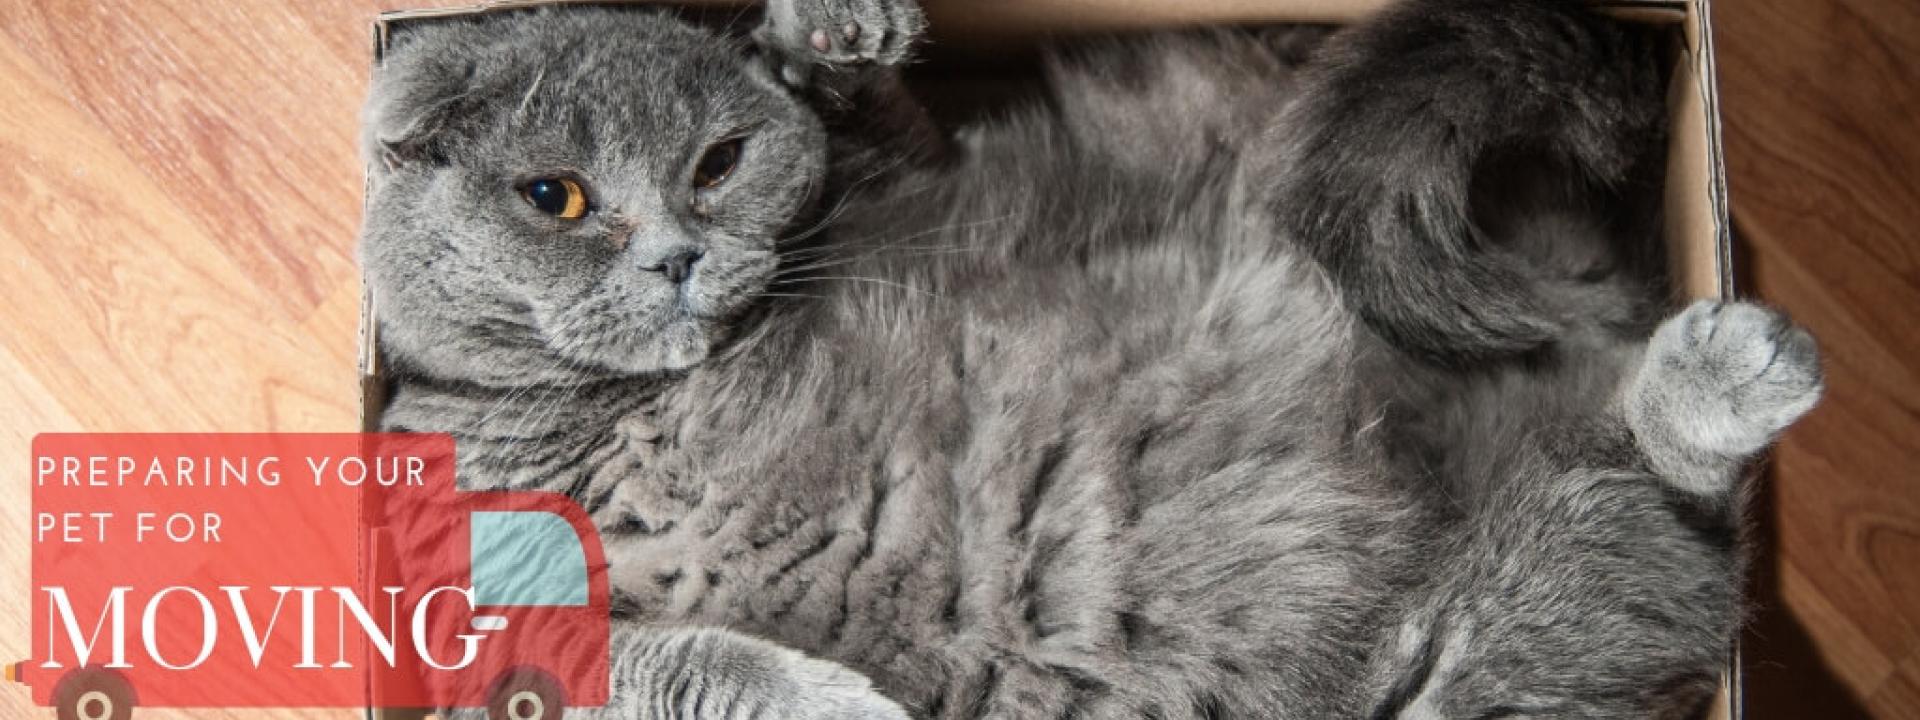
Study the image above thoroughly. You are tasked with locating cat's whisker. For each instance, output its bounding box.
[860,213,1012,250]
[515,65,548,119]
[469,332,580,432]
[773,235,1003,282]
[773,155,926,248]
[771,245,978,278]
[471,373,550,433]
[774,175,881,247]
[524,378,587,444]
[497,353,591,450]
[773,204,855,247]
[776,213,1012,270]
[494,374,566,444]
[772,274,938,297]
[782,233,981,259]
[471,314,597,440]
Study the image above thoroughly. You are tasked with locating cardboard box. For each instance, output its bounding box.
[360,0,1738,717]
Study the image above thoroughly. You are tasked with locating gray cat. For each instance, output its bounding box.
[359,0,1822,717]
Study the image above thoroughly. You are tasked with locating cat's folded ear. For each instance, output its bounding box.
[362,28,479,173]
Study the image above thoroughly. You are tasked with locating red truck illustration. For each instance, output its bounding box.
[9,433,610,720]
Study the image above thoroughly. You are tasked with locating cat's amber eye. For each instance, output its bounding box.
[523,177,588,219]
[693,139,744,189]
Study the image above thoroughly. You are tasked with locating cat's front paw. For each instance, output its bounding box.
[777,651,914,720]
[603,626,910,720]
[1627,300,1822,496]
[756,0,926,85]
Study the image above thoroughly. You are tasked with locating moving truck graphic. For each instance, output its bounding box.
[10,433,610,720]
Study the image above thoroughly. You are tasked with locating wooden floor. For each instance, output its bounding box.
[1718,0,1920,715]
[0,0,1912,718]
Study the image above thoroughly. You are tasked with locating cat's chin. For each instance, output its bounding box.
[580,316,714,375]
[648,340,711,372]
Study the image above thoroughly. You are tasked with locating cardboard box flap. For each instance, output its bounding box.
[925,0,1689,34]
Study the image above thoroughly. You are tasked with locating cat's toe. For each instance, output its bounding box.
[1628,300,1822,494]
[848,0,926,65]
[762,0,924,69]
[784,654,913,720]
[1661,300,1822,446]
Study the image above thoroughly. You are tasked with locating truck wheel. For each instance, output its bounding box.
[487,667,563,720]
[52,668,134,720]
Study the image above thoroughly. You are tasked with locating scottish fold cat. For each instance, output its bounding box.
[360,0,1820,716]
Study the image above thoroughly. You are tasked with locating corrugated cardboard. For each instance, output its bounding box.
[359,1,1739,717]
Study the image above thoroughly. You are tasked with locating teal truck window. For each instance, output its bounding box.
[470,511,589,606]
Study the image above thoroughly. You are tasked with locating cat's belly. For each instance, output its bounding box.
[603,409,1418,716]
[600,245,1423,715]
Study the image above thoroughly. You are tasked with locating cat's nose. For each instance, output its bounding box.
[640,245,704,284]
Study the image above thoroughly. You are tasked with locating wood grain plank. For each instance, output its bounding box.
[0,6,363,715]
[1718,0,1920,713]
[1871,651,1920,720]
[0,43,359,434]
[0,0,368,319]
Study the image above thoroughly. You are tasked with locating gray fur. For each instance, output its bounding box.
[1259,0,1668,363]
[1628,301,1824,498]
[361,1,1821,718]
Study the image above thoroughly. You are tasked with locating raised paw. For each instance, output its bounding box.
[597,626,910,720]
[778,650,914,720]
[757,0,926,85]
[1626,300,1822,496]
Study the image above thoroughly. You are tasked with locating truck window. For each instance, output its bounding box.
[470,511,589,607]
